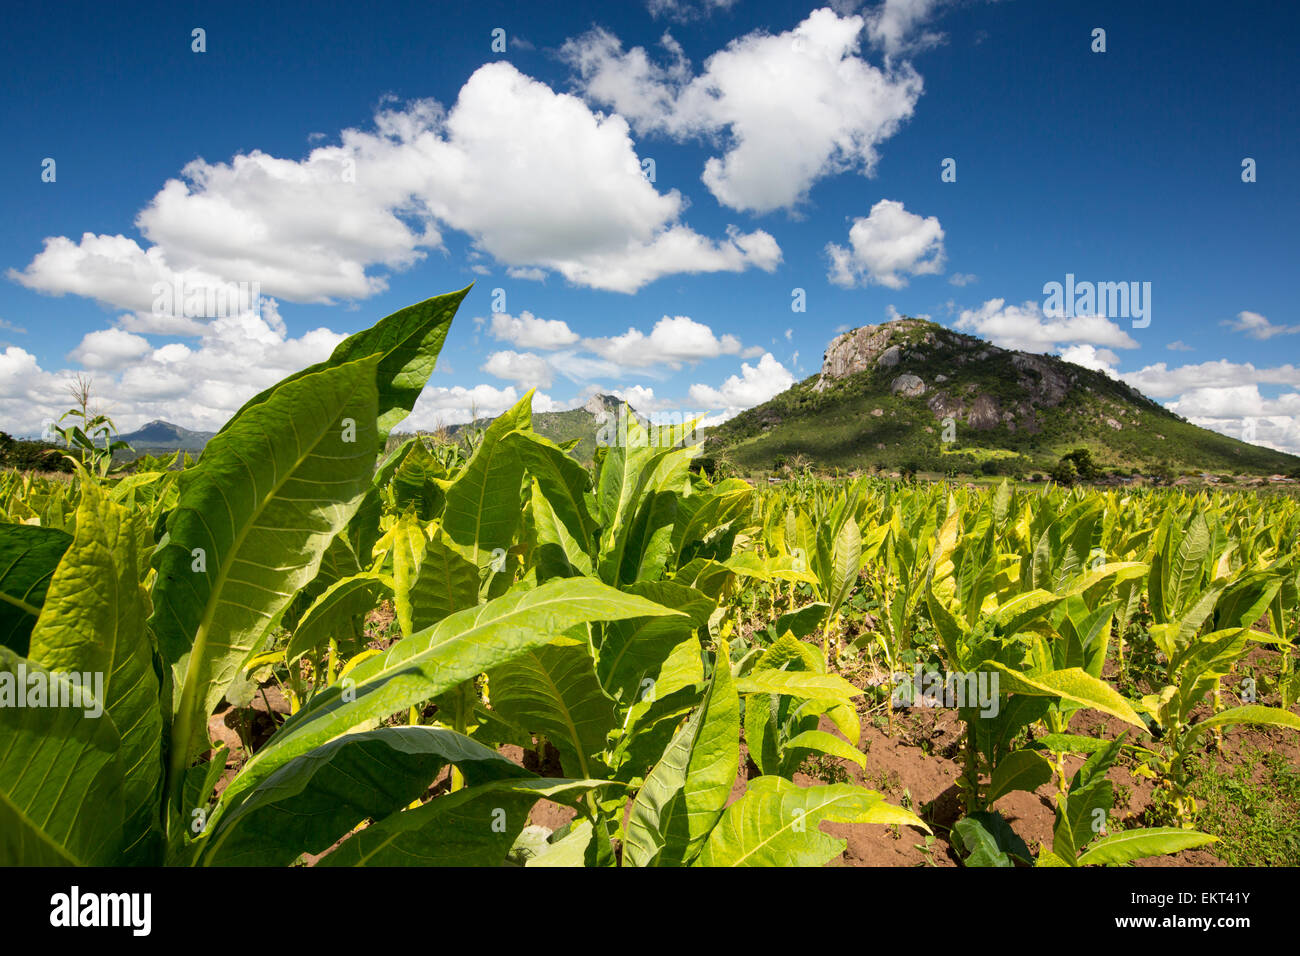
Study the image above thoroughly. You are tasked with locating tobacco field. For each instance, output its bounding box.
[2,288,1298,868]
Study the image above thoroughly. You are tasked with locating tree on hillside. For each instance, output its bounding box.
[1058,447,1099,481]
[1050,456,1078,486]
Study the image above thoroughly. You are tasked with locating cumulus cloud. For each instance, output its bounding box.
[488,311,580,350]
[827,199,945,288]
[948,272,977,287]
[584,315,747,369]
[0,304,345,436]
[1166,340,1194,352]
[11,61,780,318]
[1058,344,1121,378]
[688,352,795,420]
[1114,359,1300,455]
[1120,360,1300,399]
[481,350,555,388]
[564,9,923,213]
[611,384,673,412]
[954,298,1140,353]
[1166,386,1300,456]
[68,329,153,370]
[1220,310,1300,340]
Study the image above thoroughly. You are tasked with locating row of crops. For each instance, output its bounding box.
[2,288,1297,867]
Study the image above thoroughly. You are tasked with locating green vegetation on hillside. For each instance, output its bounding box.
[705,318,1300,478]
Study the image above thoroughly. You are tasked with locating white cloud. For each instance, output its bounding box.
[411,63,779,291]
[1166,340,1194,352]
[689,352,795,420]
[12,62,780,315]
[565,9,923,213]
[507,267,548,281]
[865,0,948,57]
[1114,359,1300,455]
[1058,344,1120,378]
[827,200,945,288]
[1166,386,1300,456]
[481,350,555,388]
[1220,310,1300,340]
[584,315,747,369]
[0,305,345,436]
[611,384,671,412]
[948,272,977,287]
[10,234,233,317]
[954,298,1140,353]
[68,329,153,370]
[1121,360,1300,399]
[488,311,580,350]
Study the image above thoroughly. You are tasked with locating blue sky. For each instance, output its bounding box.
[2,0,1297,451]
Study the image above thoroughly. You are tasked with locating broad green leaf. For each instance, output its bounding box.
[775,602,830,639]
[1077,828,1216,866]
[505,431,596,547]
[318,778,607,866]
[380,513,426,637]
[698,778,926,867]
[526,820,593,867]
[1189,704,1300,739]
[953,811,1032,867]
[218,288,468,447]
[0,649,124,865]
[287,573,391,664]
[993,589,1064,637]
[735,670,862,705]
[1169,515,1210,616]
[0,524,71,656]
[624,638,739,867]
[827,515,861,618]
[528,477,594,580]
[153,355,381,787]
[200,727,526,866]
[27,482,161,863]
[783,730,868,770]
[988,664,1146,730]
[409,530,480,631]
[440,392,531,568]
[489,642,618,779]
[986,749,1053,805]
[597,580,711,704]
[1031,733,1113,755]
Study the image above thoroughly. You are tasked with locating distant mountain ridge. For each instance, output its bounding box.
[118,420,214,452]
[703,316,1300,477]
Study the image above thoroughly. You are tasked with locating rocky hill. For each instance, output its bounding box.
[118,420,214,453]
[704,317,1300,478]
